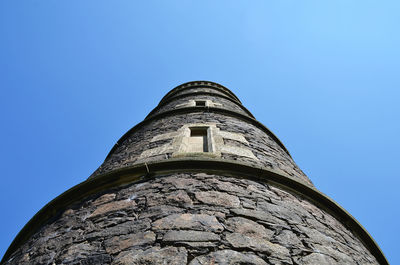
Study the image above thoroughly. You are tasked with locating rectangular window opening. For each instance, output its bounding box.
[189,127,209,152]
[195,100,206,106]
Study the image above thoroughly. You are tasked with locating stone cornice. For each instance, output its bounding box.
[160,81,242,105]
[1,158,389,265]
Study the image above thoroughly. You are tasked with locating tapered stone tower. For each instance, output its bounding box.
[2,81,387,264]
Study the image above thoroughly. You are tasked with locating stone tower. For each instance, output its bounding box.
[2,81,388,264]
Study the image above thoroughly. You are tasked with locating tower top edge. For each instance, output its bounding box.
[160,80,242,104]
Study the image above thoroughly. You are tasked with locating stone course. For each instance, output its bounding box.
[4,173,378,265]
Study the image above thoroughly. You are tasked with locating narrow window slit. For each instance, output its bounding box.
[195,101,206,106]
[189,127,209,152]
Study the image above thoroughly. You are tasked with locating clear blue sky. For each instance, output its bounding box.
[1,1,399,263]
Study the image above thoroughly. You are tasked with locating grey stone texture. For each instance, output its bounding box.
[149,93,251,118]
[91,111,310,185]
[4,173,378,265]
[170,85,235,101]
[3,82,383,265]
[112,246,187,265]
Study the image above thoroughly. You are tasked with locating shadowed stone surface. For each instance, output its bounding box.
[89,200,136,218]
[195,191,240,208]
[152,213,224,232]
[295,253,338,265]
[163,231,220,242]
[225,233,291,263]
[3,173,379,265]
[104,231,156,254]
[189,250,268,265]
[112,246,187,265]
[225,217,274,239]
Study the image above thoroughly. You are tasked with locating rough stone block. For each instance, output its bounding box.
[226,233,290,258]
[231,208,287,225]
[195,191,240,208]
[104,231,156,254]
[152,213,224,232]
[225,217,274,240]
[89,200,136,219]
[189,250,268,265]
[163,230,220,242]
[112,247,187,265]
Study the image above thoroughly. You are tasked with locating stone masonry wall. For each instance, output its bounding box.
[149,94,251,118]
[4,173,378,265]
[170,87,236,102]
[92,112,310,185]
